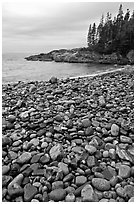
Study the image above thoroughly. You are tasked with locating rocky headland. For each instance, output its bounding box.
[25,48,134,65]
[2,67,134,202]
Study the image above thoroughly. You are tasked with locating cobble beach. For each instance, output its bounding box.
[2,66,134,202]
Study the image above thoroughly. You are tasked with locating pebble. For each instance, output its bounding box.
[85,145,97,154]
[118,165,131,179]
[17,152,32,164]
[58,162,69,175]
[92,178,111,191]
[75,176,87,186]
[111,124,119,136]
[24,183,38,202]
[49,189,66,201]
[82,118,91,128]
[81,184,98,202]
[65,193,76,202]
[49,143,64,160]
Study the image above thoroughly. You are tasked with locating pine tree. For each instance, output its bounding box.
[87,24,92,47]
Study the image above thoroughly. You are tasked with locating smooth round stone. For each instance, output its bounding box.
[65,193,75,202]
[41,142,48,148]
[103,150,109,158]
[54,115,63,122]
[8,174,24,188]
[49,143,63,160]
[116,187,126,198]
[8,115,16,123]
[58,162,69,175]
[17,152,32,164]
[31,199,39,202]
[82,119,91,128]
[109,149,116,159]
[128,197,134,202]
[8,183,24,197]
[52,181,64,190]
[49,189,66,201]
[40,154,50,164]
[118,165,131,179]
[99,198,109,202]
[75,176,87,186]
[124,185,134,198]
[65,186,75,194]
[81,184,98,202]
[92,178,111,191]
[8,151,18,160]
[120,136,132,143]
[85,145,97,154]
[111,124,119,136]
[2,165,10,175]
[30,138,39,146]
[24,183,38,202]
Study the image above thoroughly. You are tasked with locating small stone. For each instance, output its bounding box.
[92,178,111,191]
[116,187,126,198]
[111,124,119,136]
[118,165,131,179]
[2,136,12,147]
[54,115,63,122]
[65,192,75,202]
[24,183,38,202]
[120,136,132,143]
[103,150,109,158]
[99,95,105,107]
[109,148,116,159]
[49,143,64,160]
[128,197,134,202]
[31,154,41,163]
[8,174,24,188]
[2,175,12,187]
[52,181,64,190]
[63,173,74,182]
[85,145,97,154]
[41,142,48,148]
[8,183,24,197]
[29,138,39,146]
[81,184,98,202]
[58,162,69,175]
[2,165,10,175]
[49,76,58,84]
[49,189,66,201]
[17,152,32,164]
[8,115,16,123]
[40,154,50,164]
[82,119,91,128]
[85,127,94,135]
[75,176,87,186]
[124,185,134,198]
[87,156,96,167]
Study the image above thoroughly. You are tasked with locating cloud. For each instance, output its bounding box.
[2,1,134,53]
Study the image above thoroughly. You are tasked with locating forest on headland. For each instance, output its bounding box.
[26,4,134,65]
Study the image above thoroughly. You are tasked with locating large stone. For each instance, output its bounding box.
[8,174,24,189]
[111,124,119,136]
[17,152,32,164]
[8,183,24,197]
[49,144,64,160]
[52,181,64,190]
[118,165,131,179]
[8,115,16,123]
[92,178,111,191]
[49,189,66,201]
[124,185,134,198]
[24,183,38,202]
[81,184,98,202]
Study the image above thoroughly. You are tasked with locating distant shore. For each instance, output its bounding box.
[25,48,134,65]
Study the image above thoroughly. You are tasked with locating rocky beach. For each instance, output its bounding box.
[2,66,134,202]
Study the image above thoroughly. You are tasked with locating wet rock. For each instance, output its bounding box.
[49,143,64,160]
[82,118,91,128]
[81,184,98,202]
[24,183,38,202]
[58,162,69,175]
[111,124,119,136]
[85,145,97,154]
[118,165,131,179]
[17,152,32,164]
[92,178,111,191]
[65,192,75,202]
[49,188,66,201]
[75,176,87,186]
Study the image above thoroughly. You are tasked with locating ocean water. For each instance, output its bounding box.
[2,53,120,84]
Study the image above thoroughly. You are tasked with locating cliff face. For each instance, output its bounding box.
[25,48,134,65]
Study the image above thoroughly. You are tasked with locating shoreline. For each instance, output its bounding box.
[2,65,133,86]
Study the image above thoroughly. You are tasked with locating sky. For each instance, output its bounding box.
[2,0,134,54]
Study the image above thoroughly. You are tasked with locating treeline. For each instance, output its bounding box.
[87,4,134,56]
